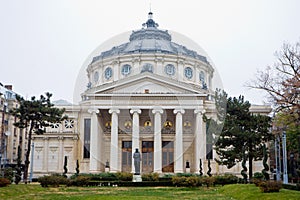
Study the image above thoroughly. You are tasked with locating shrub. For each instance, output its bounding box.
[252,179,262,186]
[259,181,282,193]
[252,172,265,186]
[38,174,68,187]
[0,178,11,187]
[175,173,194,177]
[172,176,187,187]
[171,176,201,187]
[67,176,90,187]
[215,174,238,186]
[186,176,201,187]
[200,176,216,187]
[253,172,264,180]
[283,183,300,191]
[116,172,133,181]
[97,173,118,181]
[73,173,118,181]
[142,173,159,181]
[2,167,14,183]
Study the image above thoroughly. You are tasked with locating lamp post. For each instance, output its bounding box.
[282,131,288,184]
[275,134,281,181]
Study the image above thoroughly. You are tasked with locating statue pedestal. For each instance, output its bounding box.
[186,168,190,173]
[132,175,142,182]
[105,167,110,172]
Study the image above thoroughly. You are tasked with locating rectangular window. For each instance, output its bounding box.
[122,141,132,172]
[83,119,91,159]
[162,141,174,172]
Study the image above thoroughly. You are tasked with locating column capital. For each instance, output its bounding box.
[88,107,99,114]
[130,108,141,114]
[174,108,185,115]
[109,108,120,114]
[43,137,49,140]
[58,136,64,140]
[194,108,206,115]
[152,107,163,114]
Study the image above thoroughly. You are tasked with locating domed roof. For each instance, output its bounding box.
[91,12,209,64]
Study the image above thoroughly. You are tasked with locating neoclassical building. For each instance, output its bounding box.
[29,12,271,177]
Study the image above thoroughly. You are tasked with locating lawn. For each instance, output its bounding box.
[0,184,299,200]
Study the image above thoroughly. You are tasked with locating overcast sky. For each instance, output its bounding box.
[0,0,299,104]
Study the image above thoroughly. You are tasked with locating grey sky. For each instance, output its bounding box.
[0,0,299,104]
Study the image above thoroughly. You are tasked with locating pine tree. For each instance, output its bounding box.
[10,92,66,183]
[214,94,273,180]
[15,145,22,184]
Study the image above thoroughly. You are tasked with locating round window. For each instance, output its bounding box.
[104,67,113,79]
[121,64,131,75]
[184,67,193,79]
[165,64,175,76]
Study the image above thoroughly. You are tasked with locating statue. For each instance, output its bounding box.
[133,148,141,175]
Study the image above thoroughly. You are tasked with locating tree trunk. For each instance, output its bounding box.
[248,144,253,180]
[23,123,33,184]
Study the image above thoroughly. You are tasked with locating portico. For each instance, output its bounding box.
[86,105,207,174]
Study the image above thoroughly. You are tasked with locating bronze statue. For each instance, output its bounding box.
[133,148,141,175]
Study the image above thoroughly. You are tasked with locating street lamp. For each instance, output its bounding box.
[282,131,288,184]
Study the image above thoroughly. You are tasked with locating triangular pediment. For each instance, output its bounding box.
[85,72,207,96]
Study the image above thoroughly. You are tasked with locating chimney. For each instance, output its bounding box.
[4,85,12,90]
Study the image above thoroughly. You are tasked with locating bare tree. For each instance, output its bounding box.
[248,41,300,123]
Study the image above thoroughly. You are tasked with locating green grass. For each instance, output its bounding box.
[0,184,299,200]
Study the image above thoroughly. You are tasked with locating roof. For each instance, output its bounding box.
[91,12,209,64]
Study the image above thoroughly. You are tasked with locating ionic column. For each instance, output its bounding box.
[109,108,120,172]
[130,108,141,173]
[88,108,100,173]
[42,137,49,172]
[194,108,206,173]
[152,108,163,173]
[174,108,185,173]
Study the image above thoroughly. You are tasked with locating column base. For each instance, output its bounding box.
[132,175,142,182]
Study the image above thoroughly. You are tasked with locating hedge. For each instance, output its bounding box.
[282,183,300,191]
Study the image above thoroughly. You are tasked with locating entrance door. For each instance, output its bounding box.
[162,141,174,172]
[142,141,154,173]
[122,141,132,172]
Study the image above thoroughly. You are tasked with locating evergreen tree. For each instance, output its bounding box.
[15,145,22,184]
[207,159,212,177]
[75,160,80,175]
[214,94,273,179]
[199,159,203,176]
[63,156,68,177]
[10,92,66,183]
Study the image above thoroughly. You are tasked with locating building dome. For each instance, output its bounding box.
[91,12,209,65]
[74,12,221,103]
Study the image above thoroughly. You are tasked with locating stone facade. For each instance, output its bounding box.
[28,13,272,178]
